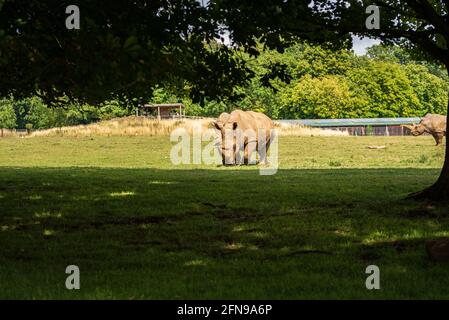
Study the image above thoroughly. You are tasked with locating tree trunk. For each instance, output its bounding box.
[409,65,449,200]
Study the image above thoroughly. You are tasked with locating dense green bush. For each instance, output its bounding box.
[280,75,358,119]
[233,43,448,120]
[0,98,17,134]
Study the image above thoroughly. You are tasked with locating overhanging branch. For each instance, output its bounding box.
[369,28,449,65]
[406,0,449,37]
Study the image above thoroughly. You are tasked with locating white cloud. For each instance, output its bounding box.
[352,36,382,55]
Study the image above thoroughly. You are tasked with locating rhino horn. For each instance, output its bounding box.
[402,124,414,130]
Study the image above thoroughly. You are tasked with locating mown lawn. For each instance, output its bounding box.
[1,135,449,299]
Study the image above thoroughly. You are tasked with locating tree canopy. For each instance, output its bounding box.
[0,0,349,107]
[0,1,447,106]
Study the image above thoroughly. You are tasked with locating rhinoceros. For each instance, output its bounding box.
[403,113,447,146]
[212,110,274,165]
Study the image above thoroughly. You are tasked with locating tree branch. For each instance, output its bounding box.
[444,0,449,12]
[406,0,449,37]
[366,27,449,64]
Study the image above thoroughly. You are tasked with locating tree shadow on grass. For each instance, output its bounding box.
[1,167,449,298]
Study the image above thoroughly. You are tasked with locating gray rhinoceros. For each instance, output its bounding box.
[212,110,274,165]
[403,113,447,146]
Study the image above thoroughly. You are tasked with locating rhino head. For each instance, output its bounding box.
[212,112,238,165]
[403,123,426,136]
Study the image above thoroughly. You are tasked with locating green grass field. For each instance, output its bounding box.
[1,135,449,299]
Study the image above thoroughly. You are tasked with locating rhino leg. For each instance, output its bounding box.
[432,133,444,146]
[243,140,258,165]
[258,137,271,165]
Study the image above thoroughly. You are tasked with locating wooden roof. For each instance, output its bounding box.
[279,117,422,127]
[140,103,184,109]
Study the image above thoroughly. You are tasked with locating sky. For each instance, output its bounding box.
[220,34,382,56]
[352,36,382,55]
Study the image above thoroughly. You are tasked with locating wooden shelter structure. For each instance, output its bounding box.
[138,103,185,120]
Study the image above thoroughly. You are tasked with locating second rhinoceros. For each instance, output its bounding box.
[403,113,447,146]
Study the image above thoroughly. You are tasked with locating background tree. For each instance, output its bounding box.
[0,98,17,136]
[0,0,254,106]
[240,43,447,119]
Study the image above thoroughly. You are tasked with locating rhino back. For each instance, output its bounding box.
[228,110,271,131]
[236,111,273,135]
[421,114,446,133]
[246,111,274,130]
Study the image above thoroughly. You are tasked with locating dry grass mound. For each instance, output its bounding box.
[0,129,27,137]
[4,116,350,137]
[30,117,214,137]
